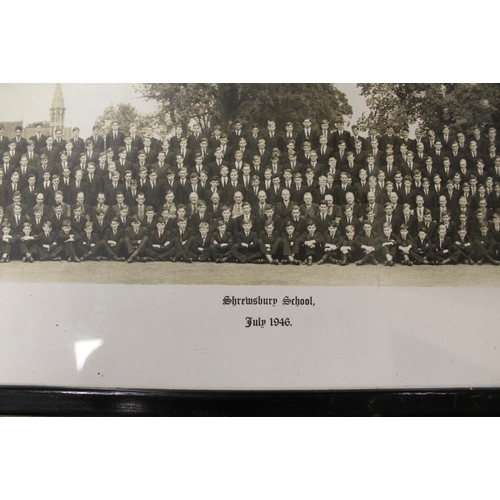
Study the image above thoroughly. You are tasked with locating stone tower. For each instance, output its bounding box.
[50,83,65,136]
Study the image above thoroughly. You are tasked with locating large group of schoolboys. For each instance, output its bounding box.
[1,116,500,267]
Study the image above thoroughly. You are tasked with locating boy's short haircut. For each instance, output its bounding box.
[84,221,93,230]
[418,226,427,234]
[328,221,338,228]
[199,222,209,229]
[306,219,316,227]
[2,221,11,229]
[156,217,165,224]
[177,204,186,211]
[402,203,411,210]
[285,221,294,229]
[23,221,32,228]
[264,219,274,228]
[177,217,187,224]
[217,219,226,227]
[264,204,274,211]
[130,216,140,224]
[197,201,207,208]
[242,201,251,208]
[62,219,72,227]
[384,202,392,208]
[382,222,392,229]
[190,172,199,180]
[145,206,154,212]
[399,224,408,231]
[363,221,372,227]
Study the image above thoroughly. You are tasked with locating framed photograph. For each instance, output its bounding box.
[1,82,500,416]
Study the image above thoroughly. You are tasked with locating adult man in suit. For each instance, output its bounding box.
[105,122,125,159]
[68,170,89,206]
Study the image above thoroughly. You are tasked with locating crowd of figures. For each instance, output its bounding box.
[1,117,500,266]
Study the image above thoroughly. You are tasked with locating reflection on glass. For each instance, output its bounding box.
[74,339,103,372]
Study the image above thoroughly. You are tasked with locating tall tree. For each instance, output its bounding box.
[357,83,500,134]
[95,103,141,133]
[135,83,352,132]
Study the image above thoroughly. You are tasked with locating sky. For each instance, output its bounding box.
[0,83,367,137]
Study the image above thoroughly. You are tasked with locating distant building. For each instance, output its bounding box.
[0,84,72,141]
[50,83,66,137]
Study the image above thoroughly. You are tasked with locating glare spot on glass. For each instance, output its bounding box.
[74,339,103,372]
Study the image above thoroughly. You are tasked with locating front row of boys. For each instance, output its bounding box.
[2,202,500,266]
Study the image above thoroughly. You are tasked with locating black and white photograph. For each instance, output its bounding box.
[0,83,499,400]
[1,83,500,286]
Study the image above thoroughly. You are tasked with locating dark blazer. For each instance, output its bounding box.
[105,132,125,154]
[70,137,86,156]
[86,135,105,154]
[29,134,48,153]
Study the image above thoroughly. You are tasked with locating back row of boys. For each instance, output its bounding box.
[2,119,500,244]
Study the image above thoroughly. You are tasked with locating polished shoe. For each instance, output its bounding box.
[53,257,62,261]
[293,259,301,266]
[0,257,6,263]
[74,257,81,263]
[307,257,313,266]
[372,259,378,265]
[272,259,279,265]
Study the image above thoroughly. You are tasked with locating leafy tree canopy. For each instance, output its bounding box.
[357,83,500,134]
[135,83,353,132]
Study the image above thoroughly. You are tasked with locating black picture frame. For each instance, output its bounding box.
[1,386,499,416]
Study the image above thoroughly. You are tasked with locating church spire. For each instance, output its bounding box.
[50,83,66,137]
